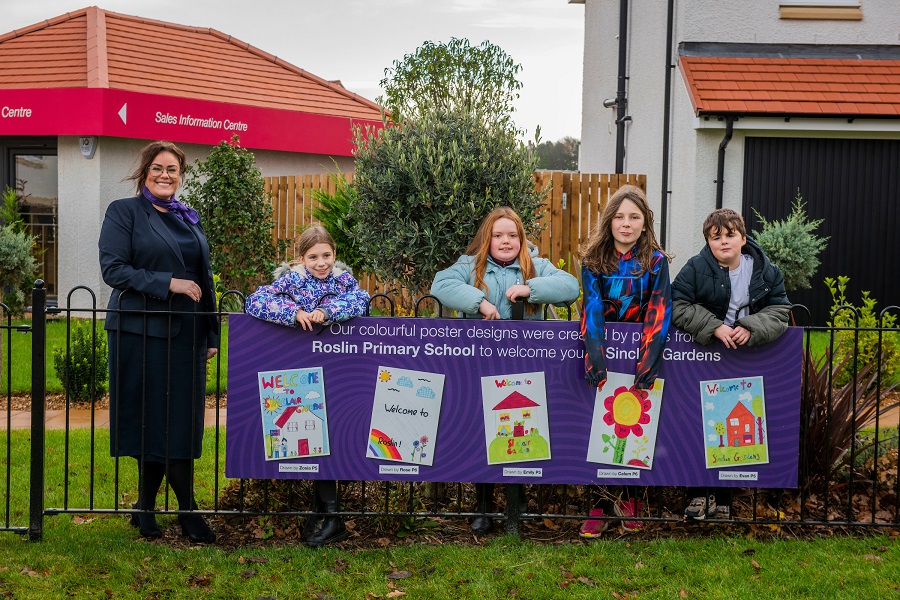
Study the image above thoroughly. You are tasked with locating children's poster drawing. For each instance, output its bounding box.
[700,375,769,468]
[586,371,665,469]
[480,371,551,464]
[366,366,445,466]
[258,368,329,461]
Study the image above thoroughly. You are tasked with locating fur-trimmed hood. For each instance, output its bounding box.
[272,260,353,281]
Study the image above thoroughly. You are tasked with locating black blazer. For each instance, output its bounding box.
[99,194,219,347]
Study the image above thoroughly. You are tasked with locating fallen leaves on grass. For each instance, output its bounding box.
[187,574,212,587]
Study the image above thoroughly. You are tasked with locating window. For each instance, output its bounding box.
[1,137,58,301]
[730,418,739,426]
[287,422,298,432]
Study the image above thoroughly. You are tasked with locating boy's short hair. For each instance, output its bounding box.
[703,208,746,240]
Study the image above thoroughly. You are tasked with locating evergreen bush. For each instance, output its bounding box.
[0,223,37,316]
[52,320,108,402]
[351,108,544,294]
[753,190,828,291]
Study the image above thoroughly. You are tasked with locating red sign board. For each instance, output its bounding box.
[0,88,382,155]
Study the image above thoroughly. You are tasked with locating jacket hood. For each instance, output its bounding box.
[272,260,351,281]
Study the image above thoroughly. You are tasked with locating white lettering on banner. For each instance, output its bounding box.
[596,469,641,479]
[224,119,248,131]
[155,111,177,124]
[379,465,420,475]
[2,106,33,118]
[502,468,543,477]
[278,464,320,473]
[719,471,759,481]
[150,111,251,132]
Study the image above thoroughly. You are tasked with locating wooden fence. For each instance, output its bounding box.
[263,171,647,297]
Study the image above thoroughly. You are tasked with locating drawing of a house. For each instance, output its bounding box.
[492,391,540,439]
[271,405,325,457]
[727,402,755,447]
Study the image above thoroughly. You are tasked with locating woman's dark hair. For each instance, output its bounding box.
[127,141,187,194]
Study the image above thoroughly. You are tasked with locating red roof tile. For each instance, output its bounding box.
[0,6,382,120]
[679,55,900,117]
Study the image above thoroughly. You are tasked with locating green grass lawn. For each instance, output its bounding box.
[1,430,898,597]
[1,318,229,395]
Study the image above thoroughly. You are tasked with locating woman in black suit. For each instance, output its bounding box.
[99,141,218,543]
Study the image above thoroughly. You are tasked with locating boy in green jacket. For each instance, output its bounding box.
[672,208,791,519]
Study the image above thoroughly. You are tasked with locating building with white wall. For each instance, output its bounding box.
[0,7,382,308]
[572,0,900,320]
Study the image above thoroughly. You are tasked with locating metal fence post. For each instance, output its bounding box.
[29,280,46,541]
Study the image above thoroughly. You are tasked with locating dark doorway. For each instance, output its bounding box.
[742,136,900,325]
[1,137,58,303]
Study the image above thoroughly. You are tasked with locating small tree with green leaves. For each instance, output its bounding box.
[350,38,544,294]
[181,136,286,293]
[379,37,523,127]
[753,190,828,291]
[1,186,27,233]
[0,224,37,316]
[351,108,543,294]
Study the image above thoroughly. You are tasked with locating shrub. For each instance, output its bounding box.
[753,190,828,292]
[0,224,37,316]
[801,346,899,489]
[351,108,544,294]
[311,171,366,275]
[826,276,899,387]
[52,320,108,402]
[181,135,287,294]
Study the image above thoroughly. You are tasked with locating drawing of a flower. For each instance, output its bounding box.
[417,436,429,462]
[603,385,652,438]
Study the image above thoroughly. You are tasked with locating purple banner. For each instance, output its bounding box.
[226,314,802,487]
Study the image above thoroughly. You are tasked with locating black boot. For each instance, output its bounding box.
[471,483,494,535]
[130,501,162,539]
[178,503,216,544]
[302,494,327,541]
[305,501,349,547]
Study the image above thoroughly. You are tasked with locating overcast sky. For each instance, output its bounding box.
[4,0,585,142]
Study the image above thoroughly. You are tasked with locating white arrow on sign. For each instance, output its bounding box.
[118,103,127,124]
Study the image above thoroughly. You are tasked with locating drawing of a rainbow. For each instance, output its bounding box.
[368,428,403,460]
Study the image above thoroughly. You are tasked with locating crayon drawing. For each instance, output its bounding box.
[586,371,665,469]
[366,367,445,466]
[258,367,328,461]
[480,371,551,464]
[700,375,769,469]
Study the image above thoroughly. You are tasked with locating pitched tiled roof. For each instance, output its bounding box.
[0,6,382,120]
[679,48,900,118]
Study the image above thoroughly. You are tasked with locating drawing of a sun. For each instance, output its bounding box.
[379,370,392,382]
[263,397,281,414]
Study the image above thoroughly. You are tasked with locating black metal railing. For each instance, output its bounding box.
[7,282,899,540]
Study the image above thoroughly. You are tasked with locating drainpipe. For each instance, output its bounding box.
[715,116,734,209]
[614,0,630,174]
[659,0,675,247]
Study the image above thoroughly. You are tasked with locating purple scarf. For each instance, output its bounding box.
[142,186,200,225]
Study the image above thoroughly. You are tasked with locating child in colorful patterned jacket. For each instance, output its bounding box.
[578,184,672,537]
[245,224,370,547]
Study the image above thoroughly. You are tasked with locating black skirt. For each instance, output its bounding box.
[108,309,208,462]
